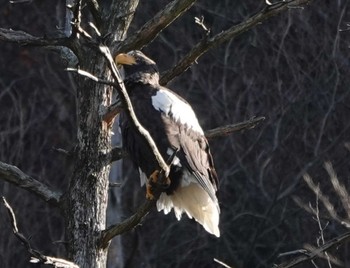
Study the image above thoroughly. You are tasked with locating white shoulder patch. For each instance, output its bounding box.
[151,89,204,134]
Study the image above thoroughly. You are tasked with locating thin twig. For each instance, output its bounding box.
[214,258,233,268]
[0,161,61,206]
[2,197,78,268]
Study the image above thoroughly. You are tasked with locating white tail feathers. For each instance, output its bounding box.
[157,183,220,237]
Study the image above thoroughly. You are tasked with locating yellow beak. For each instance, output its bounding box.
[115,53,136,65]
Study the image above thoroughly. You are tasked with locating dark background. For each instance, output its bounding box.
[0,1,349,267]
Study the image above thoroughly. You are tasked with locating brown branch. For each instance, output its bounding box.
[275,231,350,268]
[205,116,265,139]
[0,161,61,206]
[118,0,196,52]
[2,197,78,268]
[160,0,313,85]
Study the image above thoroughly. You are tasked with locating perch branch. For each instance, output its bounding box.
[100,197,156,248]
[160,0,313,85]
[275,231,350,268]
[118,0,196,52]
[2,197,78,268]
[99,151,178,248]
[0,161,61,206]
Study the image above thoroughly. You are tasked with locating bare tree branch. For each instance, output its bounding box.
[205,116,265,139]
[117,0,197,52]
[0,161,61,206]
[275,232,350,268]
[0,28,67,46]
[2,197,78,268]
[160,0,313,85]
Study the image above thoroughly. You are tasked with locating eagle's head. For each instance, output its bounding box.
[115,50,159,85]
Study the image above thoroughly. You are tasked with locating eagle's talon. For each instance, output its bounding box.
[149,170,170,189]
[149,170,160,184]
[146,183,155,200]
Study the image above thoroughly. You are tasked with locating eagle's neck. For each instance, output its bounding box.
[125,72,160,85]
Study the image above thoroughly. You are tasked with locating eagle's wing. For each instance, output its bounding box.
[151,87,219,204]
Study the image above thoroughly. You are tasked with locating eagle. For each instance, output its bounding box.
[116,50,220,237]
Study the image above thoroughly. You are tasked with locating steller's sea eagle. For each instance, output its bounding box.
[116,50,220,237]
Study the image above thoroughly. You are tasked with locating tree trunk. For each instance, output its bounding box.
[65,1,139,267]
[67,68,111,267]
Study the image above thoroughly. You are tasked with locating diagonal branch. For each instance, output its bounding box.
[0,161,61,206]
[160,0,313,85]
[118,0,197,52]
[2,197,78,268]
[99,198,156,248]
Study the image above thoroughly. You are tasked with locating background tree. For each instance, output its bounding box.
[1,0,349,268]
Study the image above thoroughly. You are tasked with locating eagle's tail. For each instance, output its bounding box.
[157,183,220,237]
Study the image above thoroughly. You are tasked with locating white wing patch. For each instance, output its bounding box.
[138,167,147,186]
[151,89,204,135]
